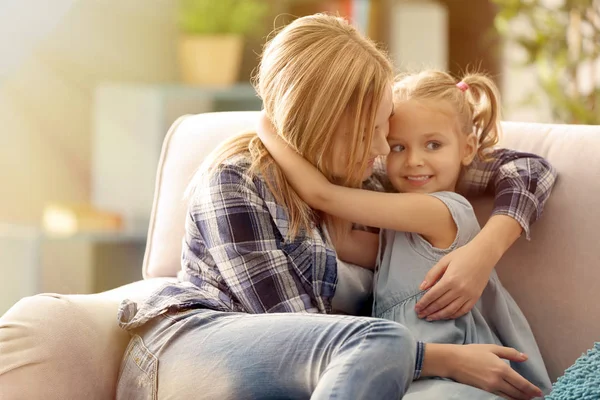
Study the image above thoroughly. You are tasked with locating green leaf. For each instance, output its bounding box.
[495,0,600,124]
[177,0,268,36]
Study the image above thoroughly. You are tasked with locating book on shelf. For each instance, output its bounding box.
[42,203,123,236]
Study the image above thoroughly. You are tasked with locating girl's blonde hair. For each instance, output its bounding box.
[194,14,393,239]
[393,70,501,160]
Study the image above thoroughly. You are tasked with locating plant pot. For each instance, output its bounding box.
[178,34,244,86]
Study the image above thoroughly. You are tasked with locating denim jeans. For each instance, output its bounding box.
[116,309,502,399]
[116,309,417,399]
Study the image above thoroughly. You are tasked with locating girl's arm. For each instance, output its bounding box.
[257,114,457,248]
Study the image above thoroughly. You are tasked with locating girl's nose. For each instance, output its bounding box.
[406,149,425,167]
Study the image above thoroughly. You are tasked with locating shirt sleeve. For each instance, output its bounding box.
[190,163,321,314]
[458,149,558,239]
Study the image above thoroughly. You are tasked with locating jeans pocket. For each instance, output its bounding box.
[116,335,159,400]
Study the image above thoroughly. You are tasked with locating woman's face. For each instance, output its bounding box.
[330,85,394,182]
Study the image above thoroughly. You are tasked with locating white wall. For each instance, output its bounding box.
[388,0,448,72]
[0,0,178,225]
[0,225,40,315]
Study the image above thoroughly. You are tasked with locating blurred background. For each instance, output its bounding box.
[1,0,598,313]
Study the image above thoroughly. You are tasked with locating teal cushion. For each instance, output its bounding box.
[547,342,600,400]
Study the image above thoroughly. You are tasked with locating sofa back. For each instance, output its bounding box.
[144,111,600,380]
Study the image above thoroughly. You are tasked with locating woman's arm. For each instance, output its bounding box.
[325,219,379,269]
[459,149,557,240]
[422,343,543,399]
[335,229,379,269]
[257,113,457,248]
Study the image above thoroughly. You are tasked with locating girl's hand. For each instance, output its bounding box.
[415,239,498,321]
[255,110,333,207]
[448,344,543,400]
[256,110,279,145]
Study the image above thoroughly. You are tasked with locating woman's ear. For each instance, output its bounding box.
[461,133,478,166]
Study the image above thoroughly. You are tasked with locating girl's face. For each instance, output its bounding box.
[330,85,394,182]
[386,99,476,194]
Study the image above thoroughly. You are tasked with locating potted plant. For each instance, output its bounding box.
[177,0,268,86]
[494,0,600,124]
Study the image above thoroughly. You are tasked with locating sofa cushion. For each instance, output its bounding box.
[143,111,259,279]
[471,121,600,381]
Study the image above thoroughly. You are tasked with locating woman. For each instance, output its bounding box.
[116,14,555,400]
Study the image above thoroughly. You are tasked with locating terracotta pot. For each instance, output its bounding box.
[178,34,244,86]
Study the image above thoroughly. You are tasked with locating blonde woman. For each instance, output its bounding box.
[115,15,555,399]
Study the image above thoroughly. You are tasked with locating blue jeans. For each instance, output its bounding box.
[115,309,417,399]
[116,309,502,399]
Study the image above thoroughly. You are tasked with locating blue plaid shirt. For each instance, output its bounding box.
[118,148,556,331]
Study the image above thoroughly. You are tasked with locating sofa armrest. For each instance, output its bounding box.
[0,278,173,400]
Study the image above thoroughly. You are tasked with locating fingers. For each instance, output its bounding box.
[503,369,543,399]
[424,298,466,321]
[497,380,532,400]
[489,346,529,363]
[416,289,454,318]
[415,279,450,313]
[448,300,474,319]
[482,346,543,398]
[420,258,448,290]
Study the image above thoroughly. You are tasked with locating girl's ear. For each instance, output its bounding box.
[461,133,478,166]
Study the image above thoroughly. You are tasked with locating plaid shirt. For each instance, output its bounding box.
[118,148,556,330]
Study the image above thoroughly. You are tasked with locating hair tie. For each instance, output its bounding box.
[456,81,469,92]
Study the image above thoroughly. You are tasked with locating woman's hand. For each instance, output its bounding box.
[423,343,543,400]
[415,239,498,320]
[415,215,522,320]
[450,344,544,400]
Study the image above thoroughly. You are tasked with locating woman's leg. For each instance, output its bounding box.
[404,379,503,399]
[116,309,417,400]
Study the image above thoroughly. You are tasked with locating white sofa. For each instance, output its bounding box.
[1,111,599,399]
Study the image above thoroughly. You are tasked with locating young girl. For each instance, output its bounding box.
[257,70,553,396]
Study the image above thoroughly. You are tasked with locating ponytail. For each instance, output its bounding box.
[461,73,502,159]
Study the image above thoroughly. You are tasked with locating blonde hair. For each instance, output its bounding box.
[393,70,501,160]
[194,14,393,239]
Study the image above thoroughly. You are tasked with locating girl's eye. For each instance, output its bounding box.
[426,141,442,150]
[391,144,405,152]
